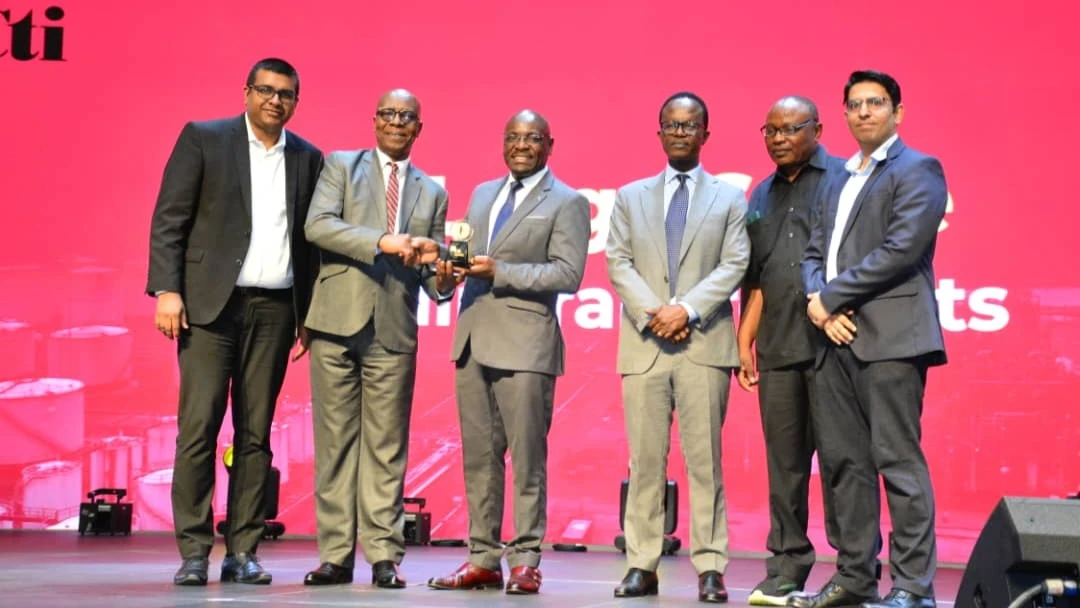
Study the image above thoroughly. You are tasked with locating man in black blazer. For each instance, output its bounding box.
[794,71,947,608]
[146,57,323,586]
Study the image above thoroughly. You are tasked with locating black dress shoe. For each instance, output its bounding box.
[699,571,728,603]
[862,589,936,608]
[304,562,353,585]
[173,556,208,586]
[788,582,877,608]
[614,568,659,598]
[221,552,272,584]
[372,560,406,588]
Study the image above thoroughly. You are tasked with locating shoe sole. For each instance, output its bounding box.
[221,573,272,584]
[427,582,504,590]
[614,588,659,598]
[748,589,798,606]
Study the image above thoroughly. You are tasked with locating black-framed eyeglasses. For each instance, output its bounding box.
[376,108,420,124]
[844,96,891,113]
[760,119,816,138]
[247,84,297,103]
[660,121,703,135]
[504,132,548,146]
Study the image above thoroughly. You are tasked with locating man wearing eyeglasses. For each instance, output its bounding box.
[794,71,947,608]
[301,89,448,589]
[426,110,590,595]
[147,57,323,586]
[736,96,846,606]
[606,92,749,603]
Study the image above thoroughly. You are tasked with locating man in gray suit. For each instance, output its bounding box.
[427,110,590,596]
[794,71,947,608]
[302,89,448,589]
[606,92,749,604]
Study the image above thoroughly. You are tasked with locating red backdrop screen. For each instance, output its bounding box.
[3,0,1077,564]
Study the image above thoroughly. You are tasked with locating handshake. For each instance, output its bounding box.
[377,233,444,266]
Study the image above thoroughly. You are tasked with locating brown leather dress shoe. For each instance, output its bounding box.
[614,568,659,597]
[505,566,542,594]
[699,570,728,603]
[427,562,504,590]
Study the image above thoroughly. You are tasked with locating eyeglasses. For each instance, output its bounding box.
[760,119,816,138]
[504,132,548,146]
[247,84,297,103]
[844,96,891,113]
[660,121,703,135]
[376,108,420,124]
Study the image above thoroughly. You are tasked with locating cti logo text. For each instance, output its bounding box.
[2,5,65,61]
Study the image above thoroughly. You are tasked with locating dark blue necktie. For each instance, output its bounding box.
[460,180,523,313]
[665,174,689,297]
[489,180,523,247]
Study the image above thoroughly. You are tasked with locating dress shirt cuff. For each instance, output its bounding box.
[674,299,699,324]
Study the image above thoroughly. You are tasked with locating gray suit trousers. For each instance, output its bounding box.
[309,323,416,568]
[622,347,732,574]
[455,346,555,570]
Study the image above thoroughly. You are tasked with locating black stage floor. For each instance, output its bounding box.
[0,531,963,607]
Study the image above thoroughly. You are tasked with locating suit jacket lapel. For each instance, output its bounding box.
[362,152,388,230]
[471,180,501,256]
[642,173,667,263]
[231,116,253,226]
[838,139,905,246]
[284,136,299,234]
[400,164,422,232]
[838,139,907,247]
[678,174,717,264]
[491,172,552,254]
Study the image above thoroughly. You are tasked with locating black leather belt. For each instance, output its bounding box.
[234,286,291,298]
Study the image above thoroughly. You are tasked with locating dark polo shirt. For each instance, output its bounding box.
[745,145,845,370]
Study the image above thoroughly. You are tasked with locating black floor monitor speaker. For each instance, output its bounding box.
[955,497,1080,608]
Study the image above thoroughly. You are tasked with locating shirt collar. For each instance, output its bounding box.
[664,163,704,185]
[374,147,410,175]
[508,166,549,189]
[773,145,829,182]
[807,144,830,171]
[845,133,898,173]
[244,113,286,151]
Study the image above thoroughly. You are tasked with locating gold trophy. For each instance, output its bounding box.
[448,220,473,268]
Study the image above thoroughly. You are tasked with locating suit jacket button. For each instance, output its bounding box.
[235,259,242,265]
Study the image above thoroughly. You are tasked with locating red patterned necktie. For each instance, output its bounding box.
[386,162,399,233]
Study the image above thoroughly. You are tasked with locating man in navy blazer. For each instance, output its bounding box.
[795,71,947,608]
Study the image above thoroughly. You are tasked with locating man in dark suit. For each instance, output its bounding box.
[794,71,947,608]
[301,89,448,589]
[606,92,749,604]
[426,110,590,595]
[738,96,845,606]
[146,57,323,586]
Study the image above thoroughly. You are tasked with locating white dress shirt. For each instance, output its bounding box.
[236,113,292,289]
[487,166,549,250]
[374,147,410,235]
[826,134,899,282]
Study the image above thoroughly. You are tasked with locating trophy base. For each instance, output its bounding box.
[448,241,470,268]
